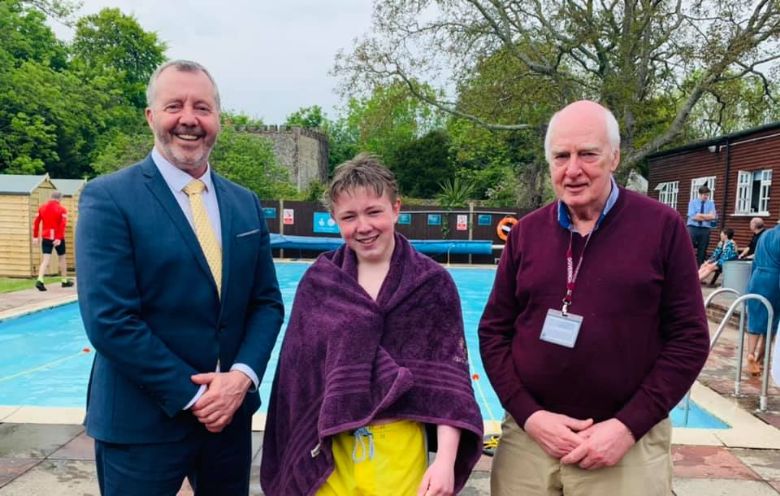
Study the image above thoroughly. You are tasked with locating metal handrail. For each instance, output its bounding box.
[703,287,741,308]
[702,293,774,412]
[682,288,741,425]
[681,286,777,424]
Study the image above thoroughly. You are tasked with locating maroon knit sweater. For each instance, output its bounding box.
[479,188,710,440]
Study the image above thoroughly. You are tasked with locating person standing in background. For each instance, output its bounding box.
[744,222,780,377]
[687,185,718,267]
[32,190,72,290]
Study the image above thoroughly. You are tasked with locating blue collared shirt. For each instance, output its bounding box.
[557,176,620,233]
[686,197,717,228]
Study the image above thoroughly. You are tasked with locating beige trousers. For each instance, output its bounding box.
[491,414,672,496]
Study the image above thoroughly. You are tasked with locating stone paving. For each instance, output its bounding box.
[0,284,779,494]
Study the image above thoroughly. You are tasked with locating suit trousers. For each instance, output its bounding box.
[491,414,672,496]
[688,225,712,267]
[95,413,252,496]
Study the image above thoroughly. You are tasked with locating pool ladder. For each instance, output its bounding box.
[681,288,775,424]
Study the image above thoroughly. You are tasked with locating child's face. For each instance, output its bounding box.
[331,186,400,264]
[720,231,728,241]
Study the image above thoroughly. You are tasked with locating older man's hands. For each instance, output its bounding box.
[560,418,635,469]
[523,410,593,459]
[191,371,252,433]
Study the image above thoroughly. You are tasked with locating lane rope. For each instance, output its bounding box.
[0,349,90,384]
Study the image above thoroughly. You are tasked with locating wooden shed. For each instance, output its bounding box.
[0,173,58,277]
[51,178,86,274]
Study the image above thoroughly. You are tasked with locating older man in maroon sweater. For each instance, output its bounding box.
[479,100,709,495]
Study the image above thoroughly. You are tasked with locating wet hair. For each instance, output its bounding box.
[146,59,221,110]
[698,185,710,195]
[723,228,734,239]
[544,101,620,162]
[324,153,399,211]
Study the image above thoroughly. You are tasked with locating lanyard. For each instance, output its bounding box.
[562,231,592,316]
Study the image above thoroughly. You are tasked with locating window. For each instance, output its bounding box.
[735,169,772,215]
[655,181,679,209]
[691,176,716,201]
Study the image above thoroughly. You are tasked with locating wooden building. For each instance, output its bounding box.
[51,178,86,273]
[647,122,780,252]
[0,174,57,277]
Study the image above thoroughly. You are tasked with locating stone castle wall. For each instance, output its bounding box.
[252,125,329,191]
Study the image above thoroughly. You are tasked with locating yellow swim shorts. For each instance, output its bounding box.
[316,420,428,496]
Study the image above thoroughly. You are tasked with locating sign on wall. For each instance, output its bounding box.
[283,209,295,225]
[427,214,441,226]
[398,213,412,225]
[263,207,277,219]
[478,214,492,226]
[456,214,468,231]
[313,212,340,234]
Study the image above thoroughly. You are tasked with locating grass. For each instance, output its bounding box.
[0,277,64,294]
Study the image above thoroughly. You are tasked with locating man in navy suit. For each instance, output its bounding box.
[76,60,284,495]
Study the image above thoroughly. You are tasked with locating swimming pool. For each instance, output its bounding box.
[0,263,727,428]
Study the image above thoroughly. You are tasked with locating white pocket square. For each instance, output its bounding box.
[236,228,261,238]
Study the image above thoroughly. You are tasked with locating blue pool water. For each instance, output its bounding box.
[0,263,727,428]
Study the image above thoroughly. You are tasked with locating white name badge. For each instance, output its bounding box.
[540,309,583,348]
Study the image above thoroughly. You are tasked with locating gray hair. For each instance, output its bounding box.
[544,102,621,162]
[50,191,62,200]
[751,217,764,229]
[146,60,221,110]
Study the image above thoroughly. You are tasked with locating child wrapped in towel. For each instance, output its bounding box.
[261,154,483,496]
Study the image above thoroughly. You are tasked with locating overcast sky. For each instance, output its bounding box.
[50,1,374,123]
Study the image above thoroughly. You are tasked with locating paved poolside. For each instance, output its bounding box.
[0,283,779,494]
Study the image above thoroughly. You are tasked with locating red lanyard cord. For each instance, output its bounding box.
[563,231,592,315]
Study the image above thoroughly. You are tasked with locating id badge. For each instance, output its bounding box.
[540,309,583,348]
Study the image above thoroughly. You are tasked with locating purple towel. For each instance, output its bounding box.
[261,233,483,495]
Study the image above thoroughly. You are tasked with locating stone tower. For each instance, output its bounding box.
[254,125,329,191]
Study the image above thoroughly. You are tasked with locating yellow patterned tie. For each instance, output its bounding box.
[183,179,222,297]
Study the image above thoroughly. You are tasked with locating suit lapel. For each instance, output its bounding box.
[141,158,217,294]
[212,172,232,303]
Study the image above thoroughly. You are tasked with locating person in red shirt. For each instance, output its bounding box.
[32,191,73,290]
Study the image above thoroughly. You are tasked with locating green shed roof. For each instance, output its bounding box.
[51,178,86,196]
[0,174,50,194]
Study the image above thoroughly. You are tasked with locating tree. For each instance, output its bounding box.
[71,8,167,109]
[20,0,79,21]
[0,2,167,177]
[91,126,153,175]
[392,129,456,198]
[285,105,326,129]
[336,0,780,169]
[446,46,565,207]
[344,82,445,168]
[0,2,73,174]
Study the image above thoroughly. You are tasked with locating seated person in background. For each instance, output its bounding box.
[738,217,766,260]
[698,228,738,281]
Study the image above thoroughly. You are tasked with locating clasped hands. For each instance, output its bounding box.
[523,411,635,470]
[190,370,252,433]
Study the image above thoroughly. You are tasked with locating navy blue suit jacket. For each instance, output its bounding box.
[76,156,284,444]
